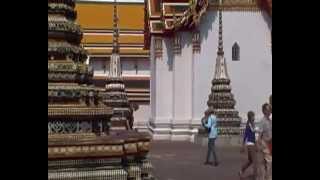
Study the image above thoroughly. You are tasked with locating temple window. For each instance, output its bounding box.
[232,42,240,61]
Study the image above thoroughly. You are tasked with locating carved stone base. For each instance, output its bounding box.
[148,122,198,142]
[48,157,154,180]
[48,165,127,180]
[195,133,241,147]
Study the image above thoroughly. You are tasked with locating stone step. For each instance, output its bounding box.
[194,133,242,147]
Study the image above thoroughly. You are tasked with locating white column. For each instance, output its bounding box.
[149,36,174,140]
[171,32,196,141]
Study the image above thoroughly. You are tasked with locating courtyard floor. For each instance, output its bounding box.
[149,140,255,180]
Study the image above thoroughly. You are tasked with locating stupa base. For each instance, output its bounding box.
[195,130,241,147]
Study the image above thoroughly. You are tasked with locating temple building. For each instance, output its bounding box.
[75,0,272,141]
[48,0,154,179]
[146,0,272,141]
[75,0,151,131]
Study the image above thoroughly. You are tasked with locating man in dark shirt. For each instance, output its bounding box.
[239,111,257,179]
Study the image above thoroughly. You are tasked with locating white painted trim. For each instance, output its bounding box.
[152,134,172,141]
[151,117,172,124]
[172,36,176,126]
[191,43,196,125]
[149,126,199,142]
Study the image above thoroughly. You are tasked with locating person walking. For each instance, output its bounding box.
[257,103,272,180]
[239,111,257,179]
[269,95,272,120]
[203,112,219,166]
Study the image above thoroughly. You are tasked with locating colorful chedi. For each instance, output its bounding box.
[48,0,154,179]
[103,1,134,130]
[204,10,241,136]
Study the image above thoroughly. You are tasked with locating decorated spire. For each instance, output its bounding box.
[217,10,224,56]
[202,8,241,136]
[105,0,133,129]
[214,10,229,80]
[109,0,121,77]
[112,0,119,54]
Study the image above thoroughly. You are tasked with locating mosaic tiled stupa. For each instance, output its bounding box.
[203,10,241,136]
[103,0,133,130]
[48,0,154,179]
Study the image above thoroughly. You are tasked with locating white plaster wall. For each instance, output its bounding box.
[90,57,150,77]
[138,60,150,75]
[150,37,156,119]
[151,37,174,125]
[171,32,193,125]
[150,10,271,129]
[133,103,150,128]
[193,10,272,121]
[192,11,218,124]
[191,41,201,126]
[121,59,136,75]
[91,58,109,76]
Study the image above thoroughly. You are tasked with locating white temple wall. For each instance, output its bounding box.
[149,10,272,140]
[90,57,150,77]
[193,10,272,122]
[171,32,193,127]
[150,37,156,119]
[137,60,150,75]
[149,36,175,140]
[154,37,174,125]
[91,58,109,76]
[133,103,150,131]
[149,34,198,141]
[121,59,136,75]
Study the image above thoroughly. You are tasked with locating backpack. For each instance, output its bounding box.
[202,116,211,133]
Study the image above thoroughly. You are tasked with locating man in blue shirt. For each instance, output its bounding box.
[203,112,219,166]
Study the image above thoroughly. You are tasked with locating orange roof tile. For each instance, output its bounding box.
[76,3,144,30]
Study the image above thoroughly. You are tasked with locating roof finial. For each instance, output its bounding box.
[217,10,224,56]
[112,0,119,54]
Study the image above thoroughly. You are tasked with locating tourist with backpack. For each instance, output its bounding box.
[203,112,219,166]
[239,111,257,179]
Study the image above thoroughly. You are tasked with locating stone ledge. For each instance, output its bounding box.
[195,134,241,147]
